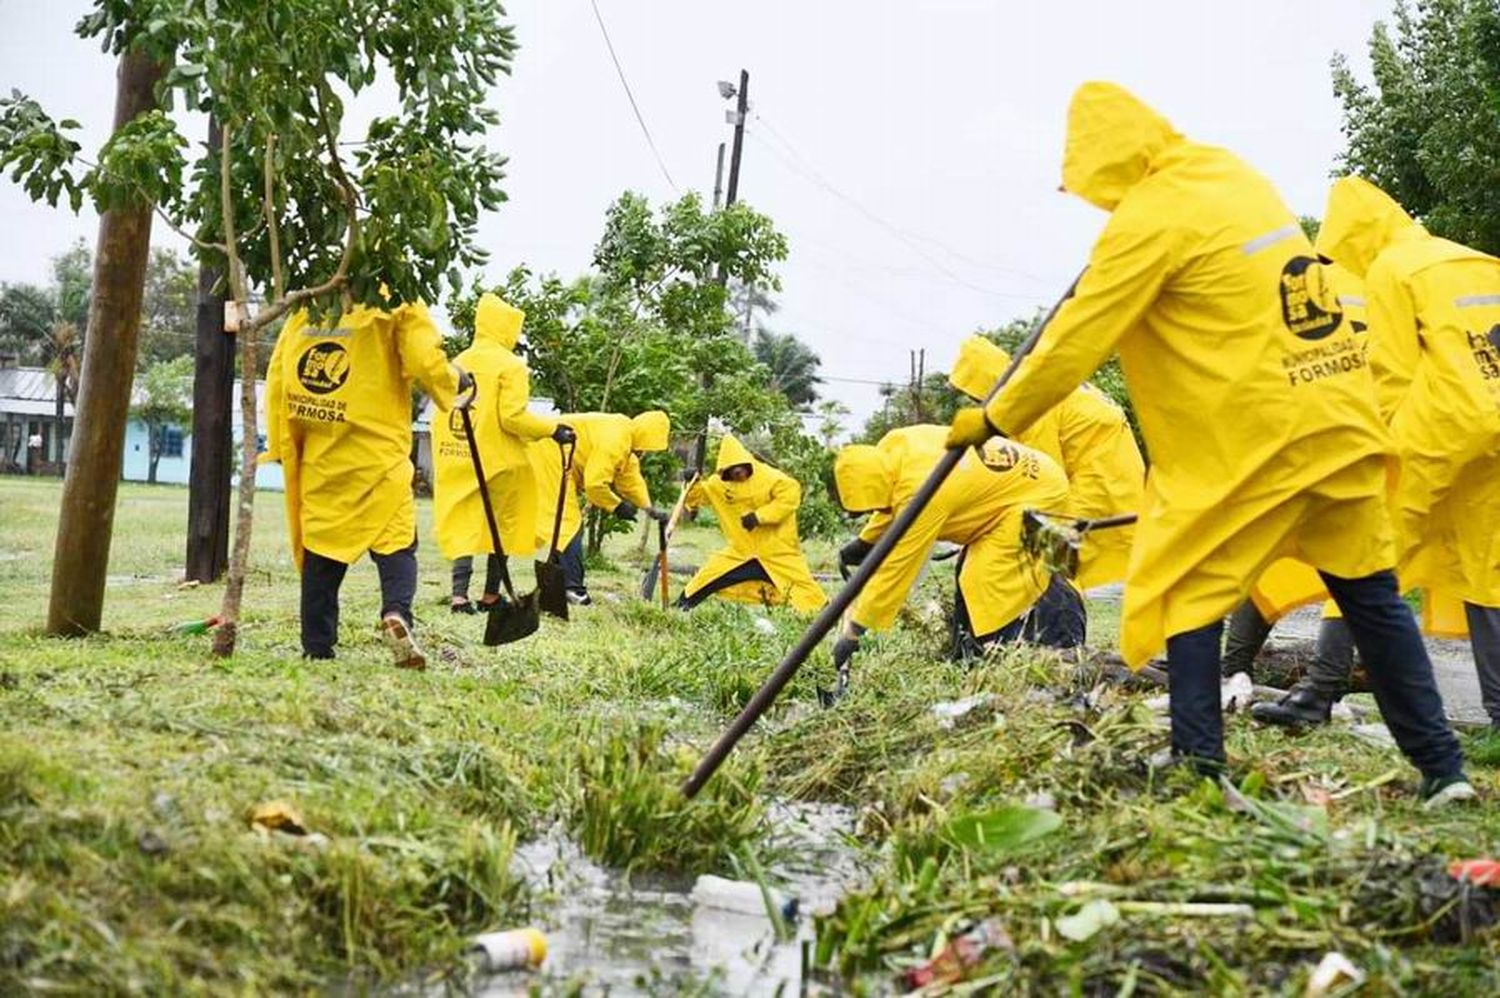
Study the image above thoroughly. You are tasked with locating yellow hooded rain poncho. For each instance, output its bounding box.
[680,435,828,613]
[836,425,1068,636]
[527,411,668,553]
[981,82,1396,667]
[1319,176,1500,627]
[264,302,460,569]
[431,293,558,561]
[950,334,1144,588]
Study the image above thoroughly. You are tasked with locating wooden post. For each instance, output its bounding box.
[185,119,234,582]
[45,50,164,636]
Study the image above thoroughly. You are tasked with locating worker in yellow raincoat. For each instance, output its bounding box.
[830,425,1069,685]
[949,334,1145,589]
[1227,264,1369,726]
[526,410,671,605]
[944,82,1468,801]
[263,301,464,670]
[1314,176,1500,731]
[431,293,575,613]
[676,435,827,613]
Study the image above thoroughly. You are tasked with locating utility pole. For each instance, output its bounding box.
[185,116,235,582]
[712,141,726,209]
[724,69,748,207]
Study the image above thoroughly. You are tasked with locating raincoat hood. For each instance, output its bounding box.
[950,335,1011,400]
[715,434,755,477]
[1062,82,1183,211]
[629,410,670,452]
[474,293,525,351]
[834,444,894,513]
[1316,176,1428,280]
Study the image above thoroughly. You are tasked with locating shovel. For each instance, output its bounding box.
[458,405,540,646]
[639,473,699,602]
[536,440,576,620]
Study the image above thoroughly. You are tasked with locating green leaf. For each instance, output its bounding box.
[942,804,1062,854]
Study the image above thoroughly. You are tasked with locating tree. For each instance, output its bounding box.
[858,371,968,443]
[450,191,798,553]
[1331,0,1500,253]
[130,355,192,484]
[815,399,850,447]
[752,327,822,408]
[1,1,515,648]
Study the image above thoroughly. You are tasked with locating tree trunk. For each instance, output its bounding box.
[147,427,160,485]
[211,314,258,657]
[184,191,233,583]
[45,50,164,636]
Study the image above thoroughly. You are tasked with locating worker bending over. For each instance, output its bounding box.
[831,424,1069,685]
[945,82,1470,805]
[677,435,827,613]
[527,410,670,605]
[433,292,574,613]
[264,300,464,670]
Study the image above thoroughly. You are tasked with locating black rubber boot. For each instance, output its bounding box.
[1250,683,1335,728]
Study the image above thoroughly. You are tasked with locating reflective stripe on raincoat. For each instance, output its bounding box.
[981,82,1395,667]
[1319,176,1500,619]
[432,294,557,560]
[526,411,667,552]
[950,334,1144,589]
[681,435,828,613]
[836,425,1068,635]
[264,302,460,569]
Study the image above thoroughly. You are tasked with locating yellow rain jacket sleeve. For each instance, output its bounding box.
[950,335,1143,588]
[1320,176,1500,614]
[528,411,666,551]
[272,302,461,570]
[432,294,556,560]
[681,436,828,613]
[837,429,1068,634]
[981,82,1395,667]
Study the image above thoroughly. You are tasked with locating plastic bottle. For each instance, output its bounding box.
[172,615,222,635]
[469,927,547,972]
[690,874,799,922]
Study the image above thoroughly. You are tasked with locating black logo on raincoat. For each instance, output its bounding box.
[1279,257,1344,342]
[296,343,351,395]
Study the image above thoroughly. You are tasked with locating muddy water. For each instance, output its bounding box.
[479,802,863,996]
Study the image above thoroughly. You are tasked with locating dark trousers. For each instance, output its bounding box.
[952,562,1085,661]
[1221,599,1356,696]
[301,540,418,659]
[561,534,586,593]
[1464,602,1500,725]
[451,554,504,599]
[676,559,773,611]
[1169,570,1462,778]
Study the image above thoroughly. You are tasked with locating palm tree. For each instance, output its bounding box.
[752,328,822,408]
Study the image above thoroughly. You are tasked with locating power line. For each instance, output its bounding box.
[748,112,1053,297]
[589,0,678,192]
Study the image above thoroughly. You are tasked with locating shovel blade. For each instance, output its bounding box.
[483,590,541,646]
[535,559,569,620]
[639,561,662,602]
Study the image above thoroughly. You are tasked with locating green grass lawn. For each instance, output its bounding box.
[2,476,1499,994]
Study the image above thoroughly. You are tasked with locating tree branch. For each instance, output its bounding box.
[219,122,247,306]
[262,132,285,301]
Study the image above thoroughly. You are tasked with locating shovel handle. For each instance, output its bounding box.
[459,405,519,603]
[681,269,1085,798]
[548,440,575,560]
[657,518,670,609]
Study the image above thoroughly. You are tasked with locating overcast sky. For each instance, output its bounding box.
[0,0,1391,429]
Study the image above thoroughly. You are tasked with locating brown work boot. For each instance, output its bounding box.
[380,613,427,671]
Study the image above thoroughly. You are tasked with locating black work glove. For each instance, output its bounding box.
[454,367,476,408]
[740,511,759,531]
[838,537,874,580]
[646,506,670,524]
[552,424,576,445]
[832,634,861,670]
[614,501,639,522]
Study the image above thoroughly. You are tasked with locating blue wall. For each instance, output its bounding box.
[120,419,283,491]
